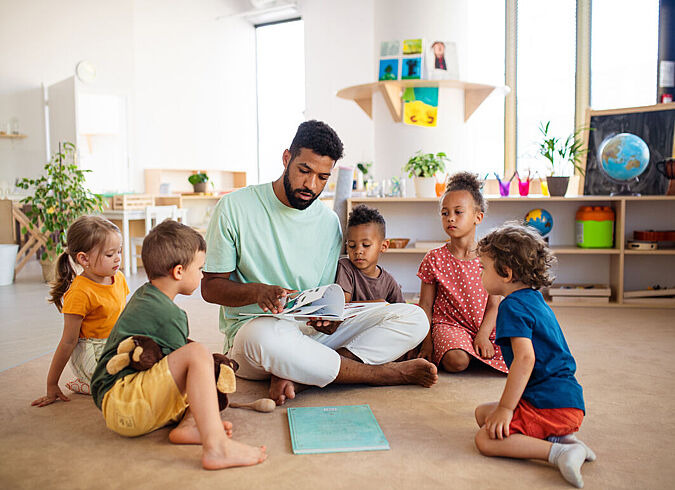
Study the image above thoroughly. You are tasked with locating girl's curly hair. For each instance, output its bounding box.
[443,171,487,213]
[477,222,557,289]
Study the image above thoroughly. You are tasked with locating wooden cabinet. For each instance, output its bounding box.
[348,196,675,307]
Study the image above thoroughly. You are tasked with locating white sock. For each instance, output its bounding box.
[548,442,586,488]
[547,434,596,462]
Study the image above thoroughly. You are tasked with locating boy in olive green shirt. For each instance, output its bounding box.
[91,220,266,470]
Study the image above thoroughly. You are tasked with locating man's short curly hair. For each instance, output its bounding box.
[477,222,556,289]
[289,120,344,163]
[347,204,386,238]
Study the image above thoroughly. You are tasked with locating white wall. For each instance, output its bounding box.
[301,0,375,169]
[132,0,257,191]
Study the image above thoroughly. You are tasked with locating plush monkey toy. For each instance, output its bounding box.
[106,336,238,411]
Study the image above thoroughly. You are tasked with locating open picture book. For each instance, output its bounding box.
[238,284,381,321]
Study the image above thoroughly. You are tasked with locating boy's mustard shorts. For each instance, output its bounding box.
[102,357,188,437]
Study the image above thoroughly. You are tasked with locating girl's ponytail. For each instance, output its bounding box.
[49,251,76,312]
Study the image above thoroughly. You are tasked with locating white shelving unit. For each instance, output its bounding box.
[348,195,675,308]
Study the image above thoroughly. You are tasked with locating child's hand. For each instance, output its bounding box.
[31,385,70,407]
[417,336,433,361]
[307,319,342,335]
[484,405,513,440]
[473,334,495,359]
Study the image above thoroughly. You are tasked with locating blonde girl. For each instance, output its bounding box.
[32,216,129,406]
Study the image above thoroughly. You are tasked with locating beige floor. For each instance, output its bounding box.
[1,260,674,489]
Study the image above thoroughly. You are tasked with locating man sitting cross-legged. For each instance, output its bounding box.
[201,120,438,405]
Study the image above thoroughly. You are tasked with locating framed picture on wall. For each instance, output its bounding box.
[424,40,459,80]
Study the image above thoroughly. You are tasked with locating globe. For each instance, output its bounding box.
[524,208,553,237]
[598,133,650,182]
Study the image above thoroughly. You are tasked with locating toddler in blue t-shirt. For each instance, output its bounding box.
[473,223,596,488]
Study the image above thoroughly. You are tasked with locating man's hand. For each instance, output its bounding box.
[473,333,495,359]
[485,405,513,440]
[255,284,297,313]
[306,319,342,335]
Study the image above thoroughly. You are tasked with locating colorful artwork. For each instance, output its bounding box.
[380,40,400,57]
[403,38,423,55]
[424,41,459,80]
[401,57,422,80]
[378,59,399,81]
[402,87,438,127]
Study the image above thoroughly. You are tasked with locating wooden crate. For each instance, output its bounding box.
[112,194,154,210]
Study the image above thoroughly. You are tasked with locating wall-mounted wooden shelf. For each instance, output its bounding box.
[336,80,507,122]
[0,134,27,139]
[144,168,246,195]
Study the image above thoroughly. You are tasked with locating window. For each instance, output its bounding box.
[255,19,305,184]
[590,0,659,110]
[516,0,577,177]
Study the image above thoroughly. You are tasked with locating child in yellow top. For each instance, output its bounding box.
[32,216,129,406]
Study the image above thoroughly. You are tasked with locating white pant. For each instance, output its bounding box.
[228,302,429,387]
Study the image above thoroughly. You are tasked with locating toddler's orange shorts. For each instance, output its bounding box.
[509,399,584,440]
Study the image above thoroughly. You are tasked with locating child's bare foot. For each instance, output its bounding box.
[169,412,233,444]
[202,436,267,470]
[269,375,308,406]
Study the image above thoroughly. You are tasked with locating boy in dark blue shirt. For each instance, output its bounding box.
[473,223,595,488]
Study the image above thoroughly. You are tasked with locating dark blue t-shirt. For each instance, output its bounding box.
[496,288,585,413]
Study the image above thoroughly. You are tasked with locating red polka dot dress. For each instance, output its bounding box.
[417,245,508,373]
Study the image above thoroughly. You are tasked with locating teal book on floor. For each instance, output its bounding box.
[287,404,390,454]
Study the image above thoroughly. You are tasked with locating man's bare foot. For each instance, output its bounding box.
[202,436,267,470]
[269,375,309,406]
[381,358,438,387]
[169,412,233,444]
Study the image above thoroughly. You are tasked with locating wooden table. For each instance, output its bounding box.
[100,208,187,277]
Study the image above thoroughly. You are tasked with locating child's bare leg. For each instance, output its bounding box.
[474,402,499,427]
[440,349,470,373]
[166,343,266,469]
[169,408,233,444]
[475,428,586,488]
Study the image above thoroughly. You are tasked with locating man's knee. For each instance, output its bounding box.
[391,303,429,343]
[235,318,295,363]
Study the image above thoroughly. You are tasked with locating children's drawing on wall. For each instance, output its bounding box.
[425,41,459,80]
[402,57,422,80]
[402,38,423,55]
[403,87,438,127]
[378,58,399,81]
[380,40,400,57]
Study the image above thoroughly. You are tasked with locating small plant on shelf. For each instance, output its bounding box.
[538,121,590,196]
[403,151,449,179]
[188,172,210,193]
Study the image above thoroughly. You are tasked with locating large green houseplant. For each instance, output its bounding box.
[16,142,104,280]
[538,121,589,196]
[403,151,449,197]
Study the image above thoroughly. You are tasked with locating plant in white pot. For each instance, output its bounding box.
[403,151,449,198]
[538,121,588,196]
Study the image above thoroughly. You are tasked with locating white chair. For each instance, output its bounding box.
[130,205,181,275]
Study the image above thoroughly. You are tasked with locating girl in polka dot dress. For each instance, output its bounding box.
[417,172,508,374]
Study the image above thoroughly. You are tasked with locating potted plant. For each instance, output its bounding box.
[188,172,210,193]
[356,161,373,190]
[538,121,588,196]
[403,151,449,198]
[16,142,104,281]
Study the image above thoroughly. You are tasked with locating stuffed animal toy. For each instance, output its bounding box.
[106,335,238,411]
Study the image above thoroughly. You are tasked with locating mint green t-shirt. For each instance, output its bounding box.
[204,183,343,352]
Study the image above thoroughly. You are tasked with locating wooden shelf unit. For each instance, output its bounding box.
[336,80,506,122]
[348,195,675,308]
[144,168,246,195]
[0,134,27,139]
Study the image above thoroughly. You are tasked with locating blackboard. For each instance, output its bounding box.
[582,103,675,195]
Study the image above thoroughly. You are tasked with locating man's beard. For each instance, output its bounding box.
[283,170,318,210]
